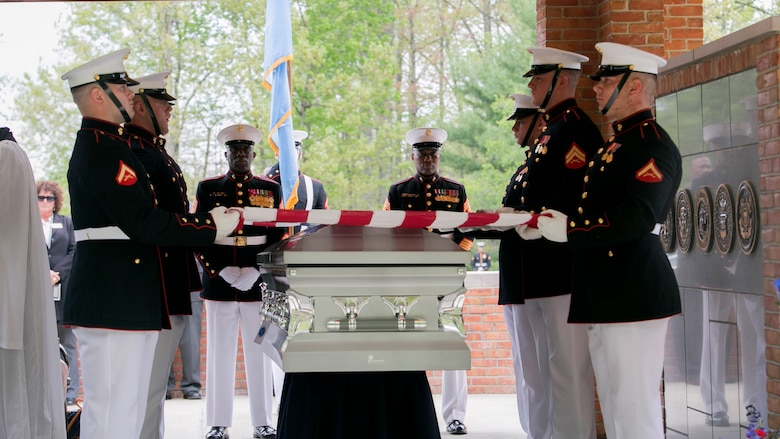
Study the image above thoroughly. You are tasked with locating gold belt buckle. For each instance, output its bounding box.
[234,236,247,247]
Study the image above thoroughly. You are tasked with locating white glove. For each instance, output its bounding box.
[537,209,569,243]
[514,211,542,240]
[516,223,543,240]
[219,266,241,284]
[231,267,260,291]
[210,206,241,240]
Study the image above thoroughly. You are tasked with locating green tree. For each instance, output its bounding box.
[704,0,779,42]
[8,0,538,212]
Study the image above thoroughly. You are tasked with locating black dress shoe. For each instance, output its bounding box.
[254,425,277,438]
[447,420,468,435]
[184,390,202,400]
[206,426,229,439]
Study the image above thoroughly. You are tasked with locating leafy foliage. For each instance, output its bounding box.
[10,0,779,212]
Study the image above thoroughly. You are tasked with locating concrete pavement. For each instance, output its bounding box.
[162,393,526,439]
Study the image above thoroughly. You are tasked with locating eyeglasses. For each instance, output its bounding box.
[37,195,56,202]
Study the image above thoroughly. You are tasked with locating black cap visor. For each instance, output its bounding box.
[412,142,442,150]
[507,108,540,121]
[139,88,176,103]
[522,64,559,78]
[225,140,255,147]
[96,72,139,86]
[589,65,632,80]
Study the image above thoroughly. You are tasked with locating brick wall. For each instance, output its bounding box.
[168,271,517,397]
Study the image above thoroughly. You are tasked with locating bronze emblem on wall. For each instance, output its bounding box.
[713,184,734,254]
[660,207,675,253]
[675,189,693,253]
[694,187,712,253]
[736,180,758,254]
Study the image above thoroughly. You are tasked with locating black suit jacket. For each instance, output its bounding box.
[48,213,76,322]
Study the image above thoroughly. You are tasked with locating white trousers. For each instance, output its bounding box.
[699,290,767,416]
[140,315,186,439]
[272,362,285,409]
[73,327,158,439]
[517,295,595,439]
[588,318,669,439]
[502,305,533,436]
[205,300,274,427]
[441,369,467,423]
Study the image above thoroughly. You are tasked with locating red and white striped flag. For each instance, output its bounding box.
[243,207,532,230]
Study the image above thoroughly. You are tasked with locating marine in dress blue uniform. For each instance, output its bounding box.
[384,127,471,435]
[504,47,602,439]
[196,124,284,439]
[265,130,328,212]
[466,93,543,436]
[126,72,206,439]
[61,49,241,439]
[529,42,682,439]
[263,129,328,410]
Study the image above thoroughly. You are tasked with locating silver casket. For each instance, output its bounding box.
[254,225,471,373]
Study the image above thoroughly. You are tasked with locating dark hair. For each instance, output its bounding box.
[36,180,64,214]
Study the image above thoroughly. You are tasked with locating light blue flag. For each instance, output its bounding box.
[263,0,298,209]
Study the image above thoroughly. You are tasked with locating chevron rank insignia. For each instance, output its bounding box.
[564,143,587,169]
[116,160,138,186]
[635,158,664,183]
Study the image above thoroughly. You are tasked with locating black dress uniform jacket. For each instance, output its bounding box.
[498,98,602,304]
[384,173,473,251]
[265,163,328,210]
[129,124,203,316]
[49,213,75,322]
[566,109,682,323]
[195,171,284,301]
[64,118,218,331]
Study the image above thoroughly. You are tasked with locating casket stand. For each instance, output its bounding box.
[255,225,471,373]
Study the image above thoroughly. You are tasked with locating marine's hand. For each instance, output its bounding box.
[537,209,568,243]
[514,211,542,240]
[211,206,242,240]
[231,267,260,291]
[218,266,241,284]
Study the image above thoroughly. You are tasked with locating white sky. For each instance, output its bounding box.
[0,3,68,117]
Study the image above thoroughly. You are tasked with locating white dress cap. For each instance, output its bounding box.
[129,71,176,102]
[405,127,448,148]
[593,42,667,76]
[217,124,263,146]
[507,94,540,120]
[523,46,589,77]
[293,130,309,145]
[61,48,138,89]
[703,123,729,143]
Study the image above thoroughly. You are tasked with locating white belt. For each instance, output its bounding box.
[214,235,267,246]
[75,226,130,242]
[651,223,663,236]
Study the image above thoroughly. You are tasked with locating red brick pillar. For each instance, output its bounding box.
[535,0,601,117]
[757,32,780,429]
[663,0,704,57]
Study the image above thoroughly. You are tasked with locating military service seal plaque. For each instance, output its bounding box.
[676,189,693,254]
[736,180,758,254]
